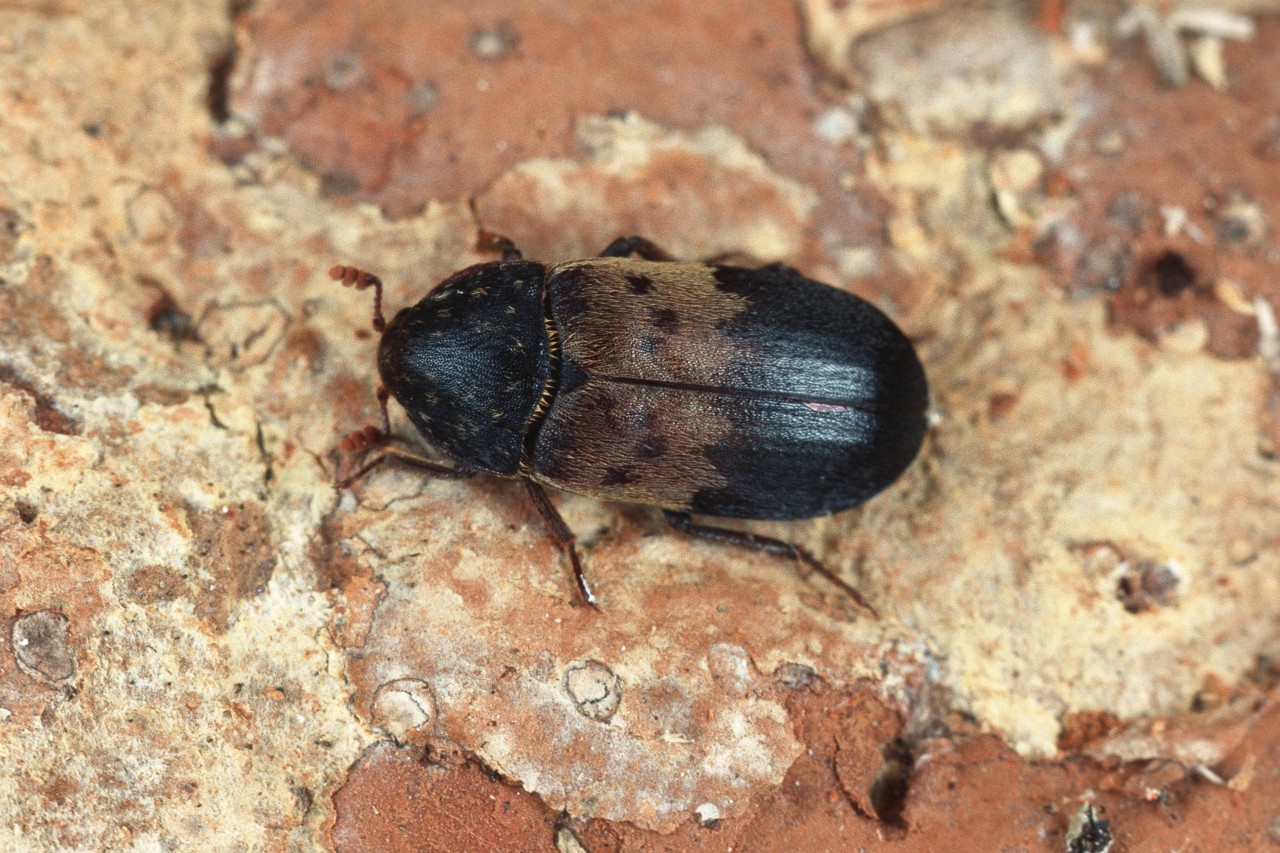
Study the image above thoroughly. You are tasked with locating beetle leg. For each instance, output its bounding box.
[597,236,675,262]
[339,446,473,489]
[476,230,524,262]
[524,480,598,609]
[662,511,878,617]
[329,265,387,332]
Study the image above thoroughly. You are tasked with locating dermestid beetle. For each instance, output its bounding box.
[331,234,928,613]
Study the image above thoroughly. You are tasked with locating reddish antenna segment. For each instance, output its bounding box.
[329,265,386,332]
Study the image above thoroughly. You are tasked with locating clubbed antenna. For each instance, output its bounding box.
[340,424,384,454]
[329,265,386,332]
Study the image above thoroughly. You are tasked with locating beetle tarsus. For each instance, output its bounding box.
[524,479,598,609]
[476,230,524,262]
[329,265,387,332]
[662,511,878,617]
[598,236,675,262]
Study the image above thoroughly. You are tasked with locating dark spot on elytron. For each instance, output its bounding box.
[626,273,653,295]
[650,307,680,334]
[1148,251,1196,298]
[601,466,633,486]
[555,275,591,320]
[636,435,667,459]
[595,394,617,420]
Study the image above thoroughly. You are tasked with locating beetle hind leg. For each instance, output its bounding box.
[524,480,598,609]
[663,511,878,617]
[597,236,675,262]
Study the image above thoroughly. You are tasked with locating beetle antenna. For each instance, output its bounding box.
[329,265,387,332]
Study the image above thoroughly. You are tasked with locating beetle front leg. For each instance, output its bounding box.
[338,388,472,487]
[597,236,675,262]
[524,480,597,609]
[663,511,878,617]
[339,447,473,489]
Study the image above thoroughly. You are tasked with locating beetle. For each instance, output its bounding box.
[330,234,928,613]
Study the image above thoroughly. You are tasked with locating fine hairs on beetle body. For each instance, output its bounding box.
[331,234,928,613]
